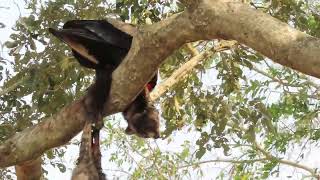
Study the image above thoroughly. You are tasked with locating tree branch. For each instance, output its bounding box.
[150,40,237,101]
[251,65,305,88]
[253,141,319,178]
[15,157,42,180]
[226,122,319,177]
[0,77,26,97]
[177,158,268,169]
[0,98,89,167]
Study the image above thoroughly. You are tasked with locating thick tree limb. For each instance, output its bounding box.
[107,0,320,113]
[0,98,89,167]
[1,0,320,168]
[104,12,198,114]
[192,0,320,78]
[15,157,42,180]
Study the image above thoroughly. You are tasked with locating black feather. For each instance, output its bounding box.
[48,27,130,68]
[63,20,132,50]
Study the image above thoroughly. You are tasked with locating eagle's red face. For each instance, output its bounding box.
[146,83,154,91]
[146,74,157,91]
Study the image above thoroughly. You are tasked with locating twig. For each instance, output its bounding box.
[103,168,132,176]
[225,121,319,178]
[177,158,268,169]
[0,77,25,97]
[251,65,304,88]
[253,140,318,178]
[150,40,236,101]
[186,43,199,56]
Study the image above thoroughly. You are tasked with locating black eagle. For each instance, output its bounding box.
[49,20,159,139]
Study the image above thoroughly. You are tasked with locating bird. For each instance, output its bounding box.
[49,20,160,139]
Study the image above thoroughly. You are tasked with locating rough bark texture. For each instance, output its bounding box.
[105,12,199,114]
[0,98,88,167]
[192,0,320,78]
[15,157,42,180]
[1,0,320,169]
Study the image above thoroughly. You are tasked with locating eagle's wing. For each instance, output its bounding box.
[63,20,132,50]
[49,20,132,68]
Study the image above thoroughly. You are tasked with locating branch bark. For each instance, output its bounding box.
[253,141,319,178]
[1,0,320,168]
[150,40,237,101]
[177,158,268,169]
[15,157,42,180]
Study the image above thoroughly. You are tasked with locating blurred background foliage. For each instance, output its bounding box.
[1,0,320,179]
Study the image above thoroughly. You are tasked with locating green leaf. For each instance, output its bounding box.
[57,163,66,173]
[195,147,206,159]
[4,41,18,48]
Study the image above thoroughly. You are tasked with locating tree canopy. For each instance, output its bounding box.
[1,0,320,179]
